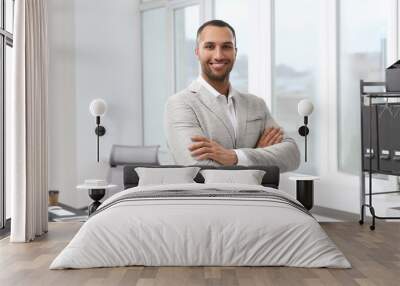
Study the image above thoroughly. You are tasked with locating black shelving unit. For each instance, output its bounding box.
[359,80,400,230]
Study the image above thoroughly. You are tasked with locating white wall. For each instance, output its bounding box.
[48,0,77,207]
[48,0,142,208]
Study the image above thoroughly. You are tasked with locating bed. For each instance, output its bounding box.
[50,165,350,269]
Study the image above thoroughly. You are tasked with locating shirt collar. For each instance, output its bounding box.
[197,76,235,99]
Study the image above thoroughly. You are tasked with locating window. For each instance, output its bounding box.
[1,0,14,229]
[174,5,199,92]
[5,0,13,33]
[142,7,168,152]
[214,0,249,93]
[338,0,389,174]
[273,0,323,174]
[141,0,396,178]
[141,0,252,162]
[141,2,201,163]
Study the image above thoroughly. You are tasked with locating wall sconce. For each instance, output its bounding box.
[297,99,314,162]
[89,99,107,162]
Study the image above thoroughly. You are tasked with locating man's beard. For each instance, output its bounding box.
[201,62,233,82]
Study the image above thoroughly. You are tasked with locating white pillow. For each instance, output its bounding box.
[200,169,266,185]
[135,167,201,186]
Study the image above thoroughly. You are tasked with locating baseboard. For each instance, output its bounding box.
[311,205,359,221]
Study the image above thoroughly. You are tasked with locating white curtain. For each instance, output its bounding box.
[10,0,49,242]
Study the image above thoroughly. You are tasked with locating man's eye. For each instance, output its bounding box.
[223,45,233,50]
[205,45,213,49]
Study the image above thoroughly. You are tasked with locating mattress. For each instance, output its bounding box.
[50,183,351,269]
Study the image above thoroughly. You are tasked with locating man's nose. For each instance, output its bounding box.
[213,46,224,60]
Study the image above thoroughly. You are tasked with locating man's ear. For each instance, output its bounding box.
[195,47,199,57]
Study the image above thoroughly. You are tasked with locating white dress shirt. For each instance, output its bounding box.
[197,76,252,166]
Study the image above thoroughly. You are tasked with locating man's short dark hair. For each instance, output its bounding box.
[196,20,236,47]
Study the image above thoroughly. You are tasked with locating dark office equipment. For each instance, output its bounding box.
[361,104,378,172]
[386,60,400,92]
[359,80,400,231]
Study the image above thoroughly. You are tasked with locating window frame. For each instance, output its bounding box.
[167,0,202,93]
[0,0,14,230]
[139,0,261,148]
[139,0,204,157]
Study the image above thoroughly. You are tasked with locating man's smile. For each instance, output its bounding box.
[209,61,229,70]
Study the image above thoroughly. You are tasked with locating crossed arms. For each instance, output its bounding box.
[164,96,300,172]
[188,127,285,165]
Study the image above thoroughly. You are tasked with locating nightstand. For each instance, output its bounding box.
[77,183,118,215]
[288,175,319,210]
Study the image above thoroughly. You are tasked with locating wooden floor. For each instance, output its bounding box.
[1,222,400,286]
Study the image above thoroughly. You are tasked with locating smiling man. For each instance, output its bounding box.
[164,20,300,172]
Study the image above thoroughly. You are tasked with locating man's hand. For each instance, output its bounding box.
[188,135,238,165]
[257,127,283,148]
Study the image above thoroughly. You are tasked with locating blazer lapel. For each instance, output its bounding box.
[188,81,236,146]
[232,90,248,148]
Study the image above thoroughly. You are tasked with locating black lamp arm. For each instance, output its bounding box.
[298,116,310,162]
[94,116,106,162]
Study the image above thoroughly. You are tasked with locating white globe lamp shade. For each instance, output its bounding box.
[298,99,314,116]
[89,99,107,117]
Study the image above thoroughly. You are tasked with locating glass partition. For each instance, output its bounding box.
[214,0,249,93]
[142,8,168,151]
[273,0,323,174]
[338,0,388,174]
[174,5,199,92]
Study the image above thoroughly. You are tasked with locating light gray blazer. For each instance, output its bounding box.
[164,81,300,172]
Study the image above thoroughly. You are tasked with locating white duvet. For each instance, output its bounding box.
[50,183,351,269]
